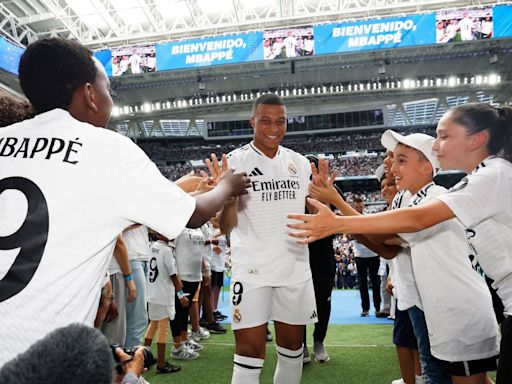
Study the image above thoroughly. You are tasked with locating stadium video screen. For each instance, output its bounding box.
[111,45,157,76]
[436,7,493,43]
[263,26,314,60]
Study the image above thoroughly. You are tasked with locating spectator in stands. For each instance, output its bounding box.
[350,197,382,317]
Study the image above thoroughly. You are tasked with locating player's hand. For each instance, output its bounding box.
[220,169,251,197]
[126,280,137,302]
[212,245,222,255]
[287,198,340,244]
[205,153,229,185]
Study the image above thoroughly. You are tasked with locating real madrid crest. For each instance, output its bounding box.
[233,308,242,323]
[288,163,297,175]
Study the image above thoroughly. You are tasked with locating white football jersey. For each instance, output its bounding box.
[400,182,500,362]
[123,225,150,261]
[174,228,205,282]
[437,156,512,316]
[388,190,421,311]
[147,241,176,306]
[227,142,311,286]
[0,109,195,365]
[210,234,228,273]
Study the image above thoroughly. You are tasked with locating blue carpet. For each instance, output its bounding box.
[217,288,393,325]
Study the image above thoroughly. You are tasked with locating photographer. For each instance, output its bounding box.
[113,346,147,384]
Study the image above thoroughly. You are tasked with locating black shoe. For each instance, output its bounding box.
[206,322,227,334]
[199,318,208,327]
[157,362,182,374]
[214,310,228,320]
[376,310,390,318]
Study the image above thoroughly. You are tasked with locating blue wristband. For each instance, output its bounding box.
[177,290,185,299]
[124,273,133,282]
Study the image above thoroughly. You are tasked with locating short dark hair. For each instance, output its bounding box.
[353,196,363,204]
[0,95,34,127]
[252,93,285,115]
[18,38,98,114]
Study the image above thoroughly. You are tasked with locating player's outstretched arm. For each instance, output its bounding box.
[187,170,250,228]
[219,197,237,235]
[287,198,455,244]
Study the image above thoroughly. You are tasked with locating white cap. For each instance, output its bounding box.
[375,164,385,181]
[381,130,439,176]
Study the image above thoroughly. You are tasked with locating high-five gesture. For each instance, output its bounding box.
[205,153,229,185]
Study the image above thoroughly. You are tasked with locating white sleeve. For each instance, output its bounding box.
[436,167,506,228]
[227,150,241,172]
[164,247,177,277]
[116,139,196,240]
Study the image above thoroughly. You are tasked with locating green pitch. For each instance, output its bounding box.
[142,324,402,384]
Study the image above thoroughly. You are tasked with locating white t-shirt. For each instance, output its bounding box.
[351,239,377,258]
[437,156,512,316]
[399,182,500,362]
[174,228,205,282]
[227,142,311,286]
[211,234,227,273]
[481,20,493,36]
[445,23,458,40]
[123,225,150,261]
[129,54,141,74]
[201,224,213,268]
[283,36,297,57]
[0,109,195,365]
[147,241,176,306]
[304,39,314,53]
[388,190,421,311]
[458,18,474,41]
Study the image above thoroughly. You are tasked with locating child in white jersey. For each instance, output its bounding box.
[288,103,512,384]
[143,232,183,374]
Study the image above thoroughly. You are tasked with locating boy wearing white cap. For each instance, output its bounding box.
[380,130,499,384]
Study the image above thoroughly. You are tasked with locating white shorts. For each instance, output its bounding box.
[148,303,175,321]
[230,277,318,330]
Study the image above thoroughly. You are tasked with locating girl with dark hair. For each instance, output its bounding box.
[288,102,512,384]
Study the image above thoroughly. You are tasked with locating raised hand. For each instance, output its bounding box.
[311,159,337,187]
[205,153,229,185]
[309,183,340,206]
[287,197,339,243]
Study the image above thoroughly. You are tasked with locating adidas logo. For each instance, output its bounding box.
[310,310,317,319]
[249,167,264,177]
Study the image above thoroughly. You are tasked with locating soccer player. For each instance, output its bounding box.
[283,31,298,58]
[0,37,249,365]
[288,103,512,384]
[219,93,317,384]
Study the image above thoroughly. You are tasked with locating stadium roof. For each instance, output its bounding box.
[0,0,501,48]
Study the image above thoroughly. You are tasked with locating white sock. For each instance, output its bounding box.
[273,345,304,384]
[231,354,264,384]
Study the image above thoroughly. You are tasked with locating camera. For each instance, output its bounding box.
[111,344,157,374]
